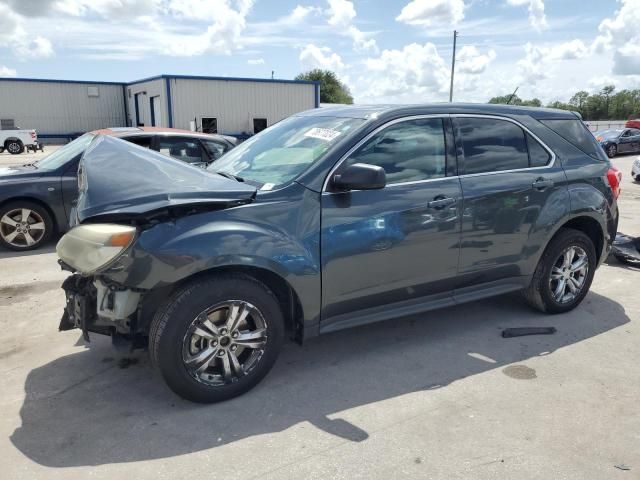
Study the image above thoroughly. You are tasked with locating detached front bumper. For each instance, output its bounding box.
[60,274,143,344]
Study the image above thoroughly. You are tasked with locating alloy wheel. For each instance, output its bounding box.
[549,245,589,304]
[607,145,617,157]
[7,142,22,154]
[182,300,268,386]
[0,208,46,248]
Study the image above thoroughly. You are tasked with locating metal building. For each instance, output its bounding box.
[0,78,126,141]
[0,74,320,141]
[127,75,319,135]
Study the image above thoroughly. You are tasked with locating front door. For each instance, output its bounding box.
[320,117,462,329]
[453,115,569,285]
[619,128,640,153]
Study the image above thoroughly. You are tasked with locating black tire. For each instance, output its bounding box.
[149,273,285,403]
[5,140,24,155]
[606,144,617,158]
[0,200,54,251]
[524,228,597,314]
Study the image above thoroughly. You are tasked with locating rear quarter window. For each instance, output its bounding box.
[540,119,608,161]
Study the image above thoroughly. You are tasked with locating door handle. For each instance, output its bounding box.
[428,197,456,209]
[532,178,554,190]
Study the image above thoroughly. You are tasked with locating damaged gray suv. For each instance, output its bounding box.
[57,104,619,402]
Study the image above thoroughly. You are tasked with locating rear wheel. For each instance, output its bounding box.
[524,228,596,314]
[606,144,617,158]
[149,274,285,403]
[5,140,24,155]
[0,201,53,251]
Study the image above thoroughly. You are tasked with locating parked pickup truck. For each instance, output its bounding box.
[0,127,41,154]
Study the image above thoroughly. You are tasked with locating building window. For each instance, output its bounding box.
[202,117,218,134]
[1,119,16,130]
[253,118,268,134]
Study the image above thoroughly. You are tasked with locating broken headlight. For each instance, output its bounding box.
[56,224,136,274]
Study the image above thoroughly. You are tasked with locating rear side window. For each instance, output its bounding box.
[540,119,607,161]
[526,133,551,167]
[456,118,529,174]
[345,118,447,184]
[126,136,152,148]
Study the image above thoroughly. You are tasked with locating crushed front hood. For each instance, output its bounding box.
[75,135,257,223]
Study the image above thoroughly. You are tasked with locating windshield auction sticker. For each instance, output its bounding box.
[304,127,342,141]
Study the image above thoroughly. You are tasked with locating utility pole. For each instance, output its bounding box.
[449,30,458,103]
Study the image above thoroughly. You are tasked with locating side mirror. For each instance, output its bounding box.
[332,163,386,191]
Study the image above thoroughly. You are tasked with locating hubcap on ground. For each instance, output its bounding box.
[0,208,46,247]
[549,245,589,304]
[182,300,268,386]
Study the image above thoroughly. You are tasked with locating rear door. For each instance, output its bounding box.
[320,116,462,327]
[453,115,568,287]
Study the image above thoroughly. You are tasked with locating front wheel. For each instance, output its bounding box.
[524,228,596,314]
[149,274,285,403]
[606,144,617,158]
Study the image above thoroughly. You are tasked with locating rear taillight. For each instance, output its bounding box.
[607,166,622,199]
[30,131,36,139]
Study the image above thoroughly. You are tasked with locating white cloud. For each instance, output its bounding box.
[56,0,161,18]
[14,36,54,59]
[457,46,496,74]
[326,0,378,53]
[396,0,465,26]
[506,0,547,32]
[299,43,344,71]
[247,57,265,65]
[326,0,356,28]
[0,4,25,46]
[0,4,55,59]
[283,5,321,25]
[593,0,640,75]
[163,0,254,56]
[517,42,547,83]
[548,39,589,60]
[360,42,450,101]
[0,65,17,77]
[517,39,590,84]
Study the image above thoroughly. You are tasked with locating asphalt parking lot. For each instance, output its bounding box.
[1,149,639,479]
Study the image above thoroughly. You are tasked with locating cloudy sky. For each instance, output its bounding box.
[0,0,638,104]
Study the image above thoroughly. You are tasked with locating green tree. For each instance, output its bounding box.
[601,85,615,117]
[489,94,522,105]
[295,69,353,104]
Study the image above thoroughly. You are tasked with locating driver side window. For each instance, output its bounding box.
[345,118,447,184]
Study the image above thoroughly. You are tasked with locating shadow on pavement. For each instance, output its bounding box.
[11,291,629,467]
[0,241,59,260]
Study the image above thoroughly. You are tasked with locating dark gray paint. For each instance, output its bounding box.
[69,104,618,340]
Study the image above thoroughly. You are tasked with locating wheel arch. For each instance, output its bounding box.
[0,196,59,233]
[3,137,24,149]
[554,215,605,263]
[141,265,306,344]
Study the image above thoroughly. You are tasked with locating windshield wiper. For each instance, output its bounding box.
[215,170,244,182]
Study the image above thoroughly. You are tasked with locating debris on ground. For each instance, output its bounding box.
[502,327,557,338]
[614,464,631,471]
[611,232,640,266]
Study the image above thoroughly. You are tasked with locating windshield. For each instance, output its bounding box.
[595,129,622,139]
[34,133,95,170]
[209,115,365,188]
